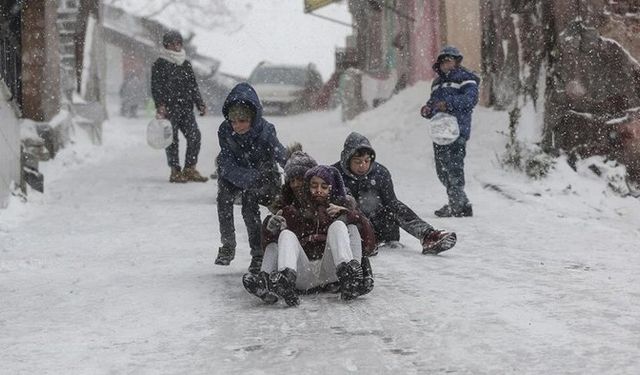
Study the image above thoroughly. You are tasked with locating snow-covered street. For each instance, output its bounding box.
[2,85,640,374]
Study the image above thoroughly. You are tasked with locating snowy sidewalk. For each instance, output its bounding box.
[2,86,640,374]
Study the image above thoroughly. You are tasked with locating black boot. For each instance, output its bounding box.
[434,204,452,217]
[242,271,278,304]
[336,259,364,301]
[270,268,299,307]
[248,256,263,274]
[214,246,235,266]
[452,204,473,217]
[359,256,374,296]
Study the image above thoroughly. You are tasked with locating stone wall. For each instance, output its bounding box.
[481,0,640,182]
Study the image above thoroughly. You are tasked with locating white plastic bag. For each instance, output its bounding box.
[146,117,173,149]
[428,112,460,145]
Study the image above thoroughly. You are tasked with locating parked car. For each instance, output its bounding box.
[248,62,323,115]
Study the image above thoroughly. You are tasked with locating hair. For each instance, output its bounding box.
[162,31,183,48]
[352,148,374,159]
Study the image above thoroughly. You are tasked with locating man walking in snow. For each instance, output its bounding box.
[215,82,288,273]
[151,30,208,183]
[334,132,457,255]
[421,45,480,217]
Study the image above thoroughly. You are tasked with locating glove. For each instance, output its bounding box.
[435,101,448,112]
[420,105,431,118]
[266,211,287,233]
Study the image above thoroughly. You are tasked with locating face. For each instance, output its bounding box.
[289,176,305,199]
[439,58,456,73]
[349,154,373,176]
[231,118,251,134]
[309,176,331,203]
[166,41,183,52]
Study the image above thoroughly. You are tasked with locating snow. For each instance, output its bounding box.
[190,1,351,81]
[107,0,351,81]
[2,83,640,374]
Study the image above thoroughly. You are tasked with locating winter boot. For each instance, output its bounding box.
[336,259,364,301]
[422,230,457,255]
[248,256,263,274]
[434,204,452,217]
[242,271,278,304]
[452,204,473,217]
[182,166,209,182]
[169,168,188,183]
[214,246,235,266]
[359,256,374,296]
[270,268,299,307]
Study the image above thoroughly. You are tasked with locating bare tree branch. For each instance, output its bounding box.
[104,0,237,30]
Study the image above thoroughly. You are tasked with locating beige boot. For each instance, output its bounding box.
[169,168,188,183]
[183,166,209,182]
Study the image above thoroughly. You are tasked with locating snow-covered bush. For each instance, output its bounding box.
[501,106,556,179]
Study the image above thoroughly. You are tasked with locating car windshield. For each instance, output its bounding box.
[249,67,308,86]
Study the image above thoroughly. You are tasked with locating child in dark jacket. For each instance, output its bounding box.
[214,83,287,273]
[243,164,376,306]
[334,132,457,255]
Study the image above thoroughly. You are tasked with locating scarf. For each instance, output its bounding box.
[160,48,186,66]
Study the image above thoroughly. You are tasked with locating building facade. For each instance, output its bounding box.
[342,0,482,119]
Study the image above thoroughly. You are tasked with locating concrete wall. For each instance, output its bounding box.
[0,83,21,208]
[408,0,442,83]
[441,0,482,72]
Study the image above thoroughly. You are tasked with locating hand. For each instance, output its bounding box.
[266,211,286,233]
[420,105,431,118]
[156,105,167,119]
[198,104,207,116]
[327,203,347,217]
[435,101,448,112]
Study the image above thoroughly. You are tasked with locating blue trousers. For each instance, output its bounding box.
[433,137,470,211]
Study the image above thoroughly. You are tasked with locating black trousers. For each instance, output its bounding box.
[216,178,280,258]
[369,199,433,244]
[165,109,201,170]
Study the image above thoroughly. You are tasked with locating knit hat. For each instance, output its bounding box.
[304,165,347,199]
[162,31,183,47]
[284,151,317,182]
[228,103,255,121]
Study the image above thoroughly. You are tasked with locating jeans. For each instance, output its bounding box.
[433,137,470,211]
[165,110,201,169]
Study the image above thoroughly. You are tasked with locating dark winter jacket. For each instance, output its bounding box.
[426,61,480,140]
[333,132,398,219]
[217,83,287,190]
[151,57,204,115]
[263,167,377,260]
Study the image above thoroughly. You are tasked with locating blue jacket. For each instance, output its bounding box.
[426,64,480,140]
[217,83,287,189]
